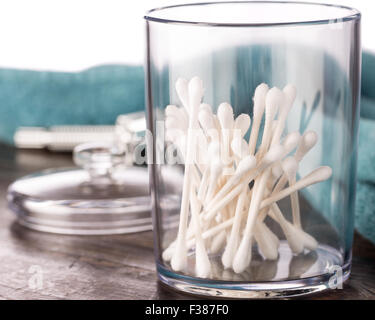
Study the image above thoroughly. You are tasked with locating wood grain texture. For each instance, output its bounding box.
[0,146,374,300]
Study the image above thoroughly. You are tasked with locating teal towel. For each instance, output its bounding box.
[0,65,144,144]
[356,52,375,244]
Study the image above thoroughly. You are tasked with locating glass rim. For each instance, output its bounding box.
[144,1,361,27]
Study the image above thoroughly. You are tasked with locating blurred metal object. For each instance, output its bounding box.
[14,125,116,151]
[14,111,146,152]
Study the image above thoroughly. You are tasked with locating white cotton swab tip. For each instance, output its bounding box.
[303,131,318,149]
[272,163,284,180]
[175,78,189,110]
[165,104,179,117]
[188,77,204,110]
[165,117,179,130]
[263,144,285,165]
[295,130,318,162]
[266,87,284,112]
[208,141,221,158]
[283,84,297,106]
[199,109,215,132]
[217,102,234,130]
[253,83,269,115]
[281,157,298,178]
[305,166,332,184]
[234,114,251,138]
[282,131,301,155]
[235,155,257,176]
[200,103,212,114]
[231,137,250,159]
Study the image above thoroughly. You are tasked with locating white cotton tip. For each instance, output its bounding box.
[262,222,280,248]
[210,231,226,255]
[217,102,234,130]
[175,78,189,109]
[165,105,188,129]
[272,163,284,180]
[263,144,285,165]
[235,155,256,176]
[283,131,301,155]
[281,156,298,178]
[198,109,215,132]
[200,103,213,114]
[195,259,211,279]
[165,128,179,142]
[304,166,333,185]
[233,238,252,274]
[195,243,212,278]
[165,105,180,118]
[208,141,221,159]
[165,116,179,130]
[211,158,224,177]
[234,114,251,138]
[222,241,237,270]
[171,241,187,271]
[188,77,204,111]
[282,221,304,254]
[265,87,284,119]
[254,223,279,260]
[231,137,250,159]
[295,130,318,161]
[253,83,269,116]
[162,245,174,262]
[303,131,318,149]
[295,228,319,251]
[283,84,297,107]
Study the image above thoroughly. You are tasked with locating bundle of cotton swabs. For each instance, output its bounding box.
[162,76,332,278]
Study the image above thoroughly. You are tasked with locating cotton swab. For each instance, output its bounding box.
[256,87,282,158]
[217,102,235,165]
[231,137,250,160]
[260,166,332,209]
[281,157,302,228]
[190,187,211,278]
[232,153,324,273]
[205,144,284,215]
[294,130,318,162]
[200,103,213,114]
[164,165,325,262]
[253,219,279,260]
[234,113,251,139]
[175,78,190,115]
[165,104,189,129]
[164,77,332,277]
[249,83,269,155]
[232,88,283,273]
[271,130,318,195]
[270,84,296,146]
[270,204,318,253]
[221,187,248,268]
[204,142,224,203]
[198,109,219,142]
[171,77,204,272]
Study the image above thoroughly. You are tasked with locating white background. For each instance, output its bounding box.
[0,0,371,71]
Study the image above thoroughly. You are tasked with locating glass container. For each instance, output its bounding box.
[145,1,361,298]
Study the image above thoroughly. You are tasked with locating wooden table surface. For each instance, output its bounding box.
[0,145,374,300]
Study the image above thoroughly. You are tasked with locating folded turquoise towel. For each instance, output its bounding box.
[0,65,144,144]
[356,52,375,244]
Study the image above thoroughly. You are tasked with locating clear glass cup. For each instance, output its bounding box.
[145,1,361,298]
